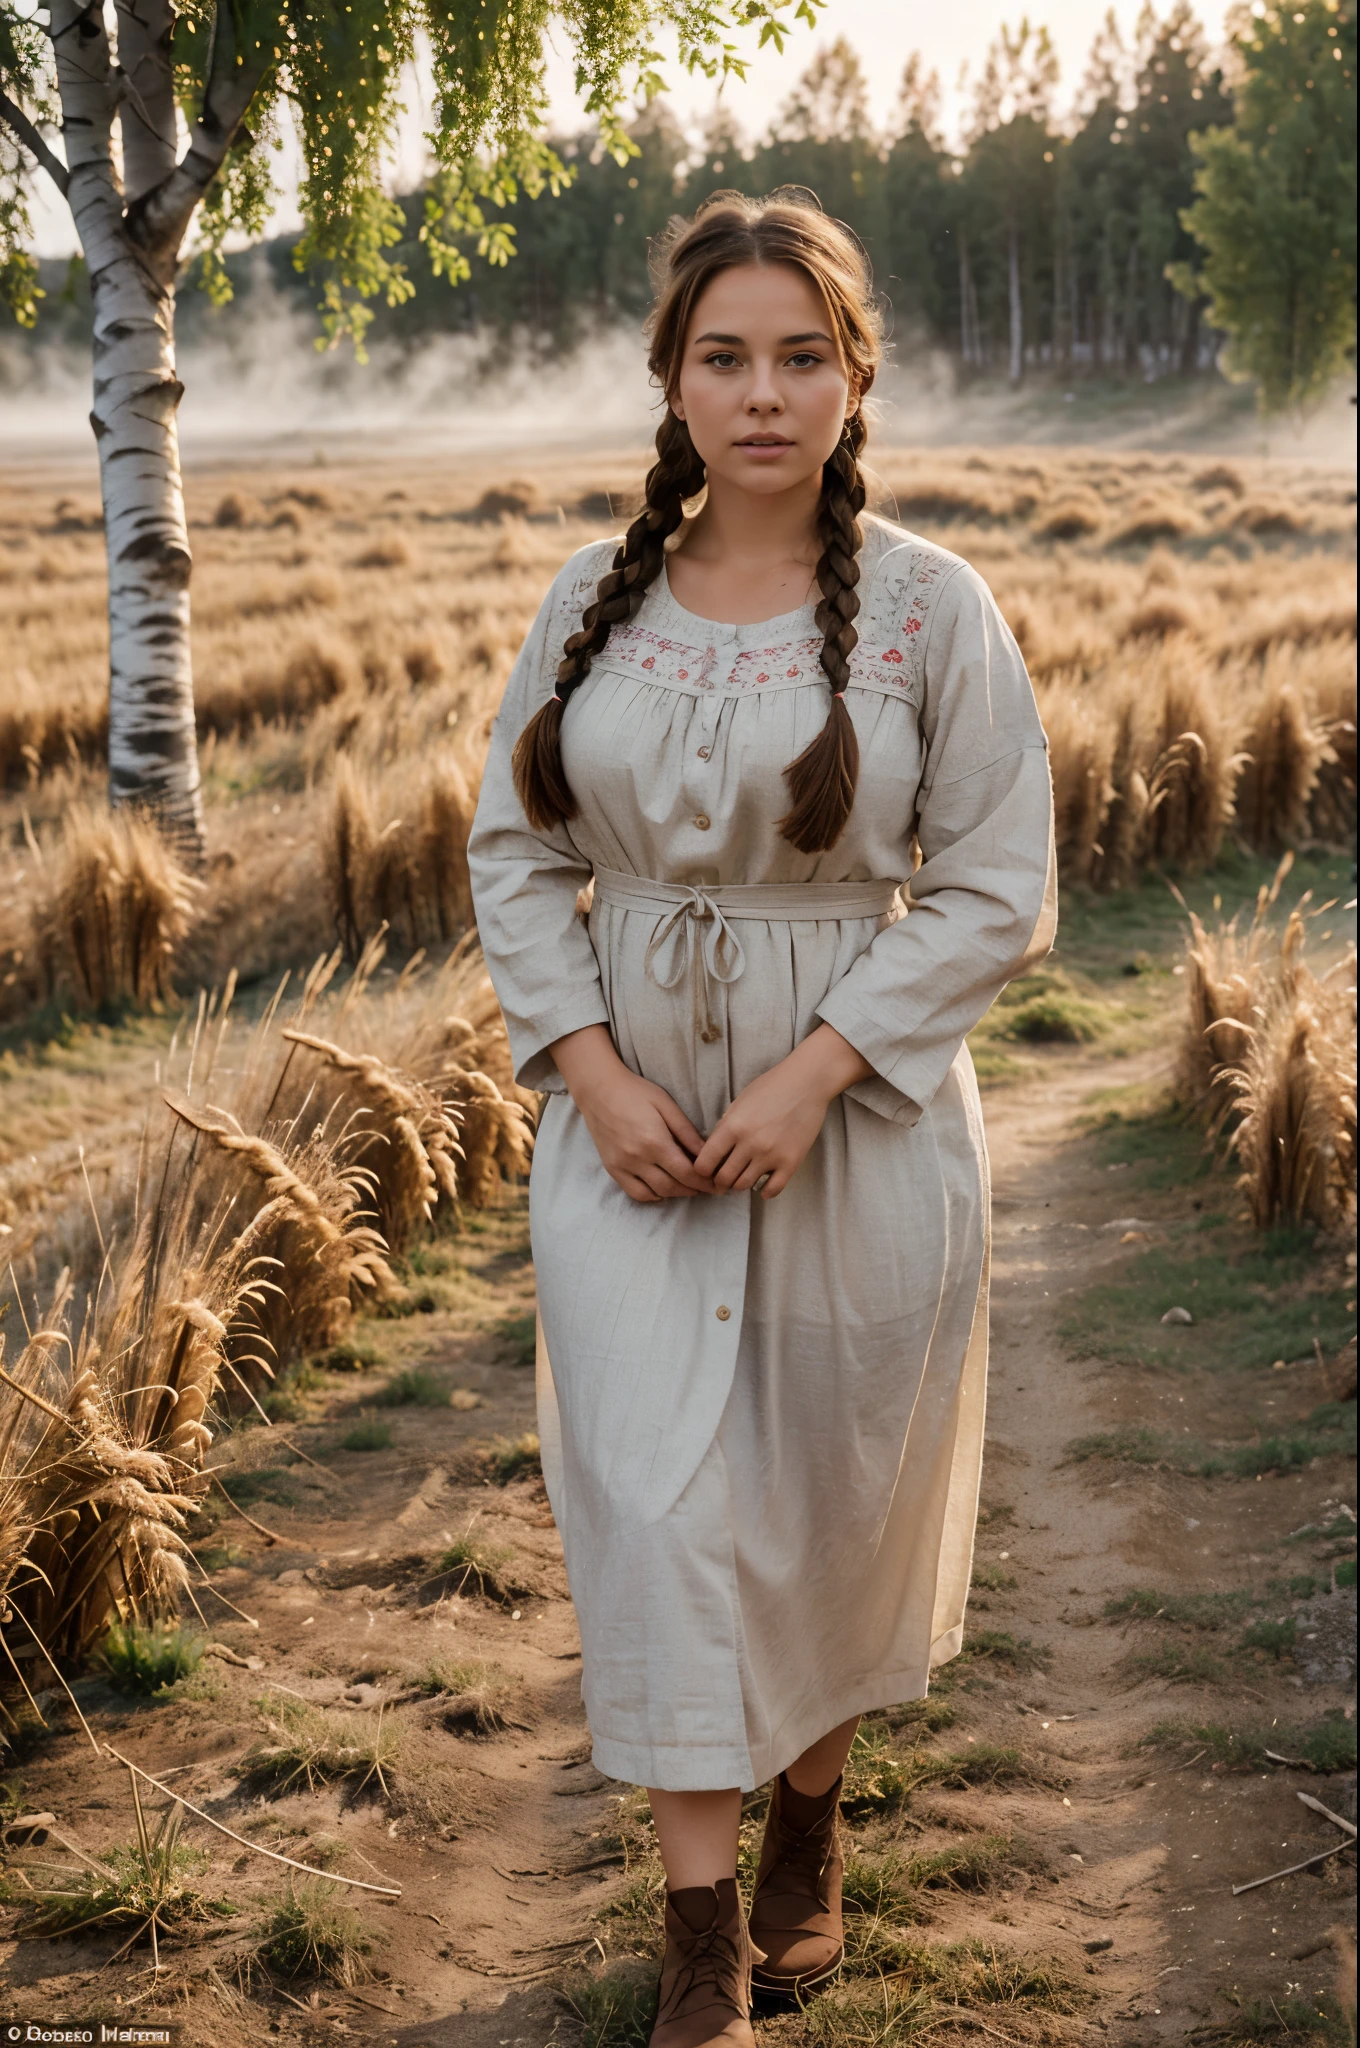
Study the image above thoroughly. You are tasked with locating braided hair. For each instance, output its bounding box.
[512,191,882,854]
[512,409,705,831]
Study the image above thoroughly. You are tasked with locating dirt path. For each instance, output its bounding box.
[2,1045,1354,2044]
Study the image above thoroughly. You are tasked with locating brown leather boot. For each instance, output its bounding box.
[650,1878,760,2048]
[747,1772,844,1997]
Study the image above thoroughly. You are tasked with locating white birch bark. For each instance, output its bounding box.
[42,0,264,865]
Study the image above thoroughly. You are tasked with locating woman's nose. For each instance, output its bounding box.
[745,375,783,413]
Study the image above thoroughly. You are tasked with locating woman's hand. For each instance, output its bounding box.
[692,1025,873,1199]
[550,1025,715,1204]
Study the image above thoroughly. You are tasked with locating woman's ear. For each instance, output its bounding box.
[670,398,686,424]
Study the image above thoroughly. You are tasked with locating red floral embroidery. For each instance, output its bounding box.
[880,648,904,665]
[678,669,689,679]
[902,617,922,634]
[786,666,799,677]
[756,672,769,683]
[641,656,655,669]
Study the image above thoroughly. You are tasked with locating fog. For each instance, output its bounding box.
[1,279,1354,473]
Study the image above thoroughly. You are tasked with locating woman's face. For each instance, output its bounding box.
[670,261,854,499]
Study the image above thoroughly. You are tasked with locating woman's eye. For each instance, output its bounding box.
[706,352,739,369]
[787,352,822,369]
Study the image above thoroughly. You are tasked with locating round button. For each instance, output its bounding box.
[715,1304,731,1321]
[697,745,710,759]
[693,814,711,830]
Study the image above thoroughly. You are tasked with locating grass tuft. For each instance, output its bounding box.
[8,1802,227,1946]
[238,1694,403,1798]
[1143,1715,1357,1773]
[1127,1641,1229,1686]
[802,1937,1086,2041]
[376,1369,448,1407]
[562,1963,657,2048]
[482,1430,543,1484]
[842,1721,1056,1813]
[1106,1587,1258,1629]
[256,1880,375,1985]
[425,1521,535,1607]
[495,1310,538,1366]
[316,1334,383,1372]
[97,1620,205,1695]
[1067,1402,1356,1479]
[417,1656,518,1733]
[341,1418,394,1452]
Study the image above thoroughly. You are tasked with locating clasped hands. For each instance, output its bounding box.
[548,1022,873,1205]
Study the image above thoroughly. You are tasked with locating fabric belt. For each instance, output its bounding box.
[591,865,902,1046]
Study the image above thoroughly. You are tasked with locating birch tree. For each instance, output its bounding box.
[0,0,822,863]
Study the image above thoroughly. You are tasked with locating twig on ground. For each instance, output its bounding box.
[1232,1840,1355,1895]
[203,1643,264,1670]
[1296,1790,1357,1837]
[345,1989,402,2015]
[273,1435,337,1479]
[210,1472,282,1544]
[99,1746,401,1895]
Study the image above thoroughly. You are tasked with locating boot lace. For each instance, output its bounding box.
[659,1915,744,2021]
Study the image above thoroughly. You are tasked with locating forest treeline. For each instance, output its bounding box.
[17,1,1354,389]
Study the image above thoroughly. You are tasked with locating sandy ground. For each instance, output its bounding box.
[1,1028,1354,2044]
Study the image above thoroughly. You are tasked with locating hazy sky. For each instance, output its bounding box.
[29,0,1235,256]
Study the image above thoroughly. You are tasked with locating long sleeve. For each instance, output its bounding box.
[816,561,1056,1126]
[468,548,614,1093]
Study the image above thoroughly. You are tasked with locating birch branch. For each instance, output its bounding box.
[0,89,70,196]
[126,0,268,262]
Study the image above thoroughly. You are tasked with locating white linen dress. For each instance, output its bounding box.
[467,513,1056,1793]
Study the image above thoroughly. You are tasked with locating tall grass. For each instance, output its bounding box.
[2,453,1353,1032]
[1226,915,1357,1232]
[0,938,534,1682]
[36,805,198,1010]
[1177,882,1356,1231]
[324,750,477,959]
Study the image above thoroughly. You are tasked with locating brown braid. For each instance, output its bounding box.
[778,412,868,853]
[512,412,706,831]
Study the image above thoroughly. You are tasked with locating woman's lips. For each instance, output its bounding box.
[736,438,794,457]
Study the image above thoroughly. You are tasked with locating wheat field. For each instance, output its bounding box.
[2,445,1354,1007]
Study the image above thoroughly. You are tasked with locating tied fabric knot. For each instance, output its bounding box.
[643,886,746,1046]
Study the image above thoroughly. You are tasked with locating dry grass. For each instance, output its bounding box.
[238,1693,403,1798]
[33,805,198,1012]
[1226,914,1357,1233]
[0,930,535,1683]
[0,450,1353,1018]
[0,1238,250,1666]
[254,1879,376,1985]
[1178,872,1357,1232]
[324,749,477,960]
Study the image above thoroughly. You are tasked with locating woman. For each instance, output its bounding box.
[468,191,1055,2048]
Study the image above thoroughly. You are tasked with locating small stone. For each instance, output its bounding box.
[1085,1937,1114,1954]
[1161,1305,1194,1325]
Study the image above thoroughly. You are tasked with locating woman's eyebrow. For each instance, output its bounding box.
[692,330,835,347]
